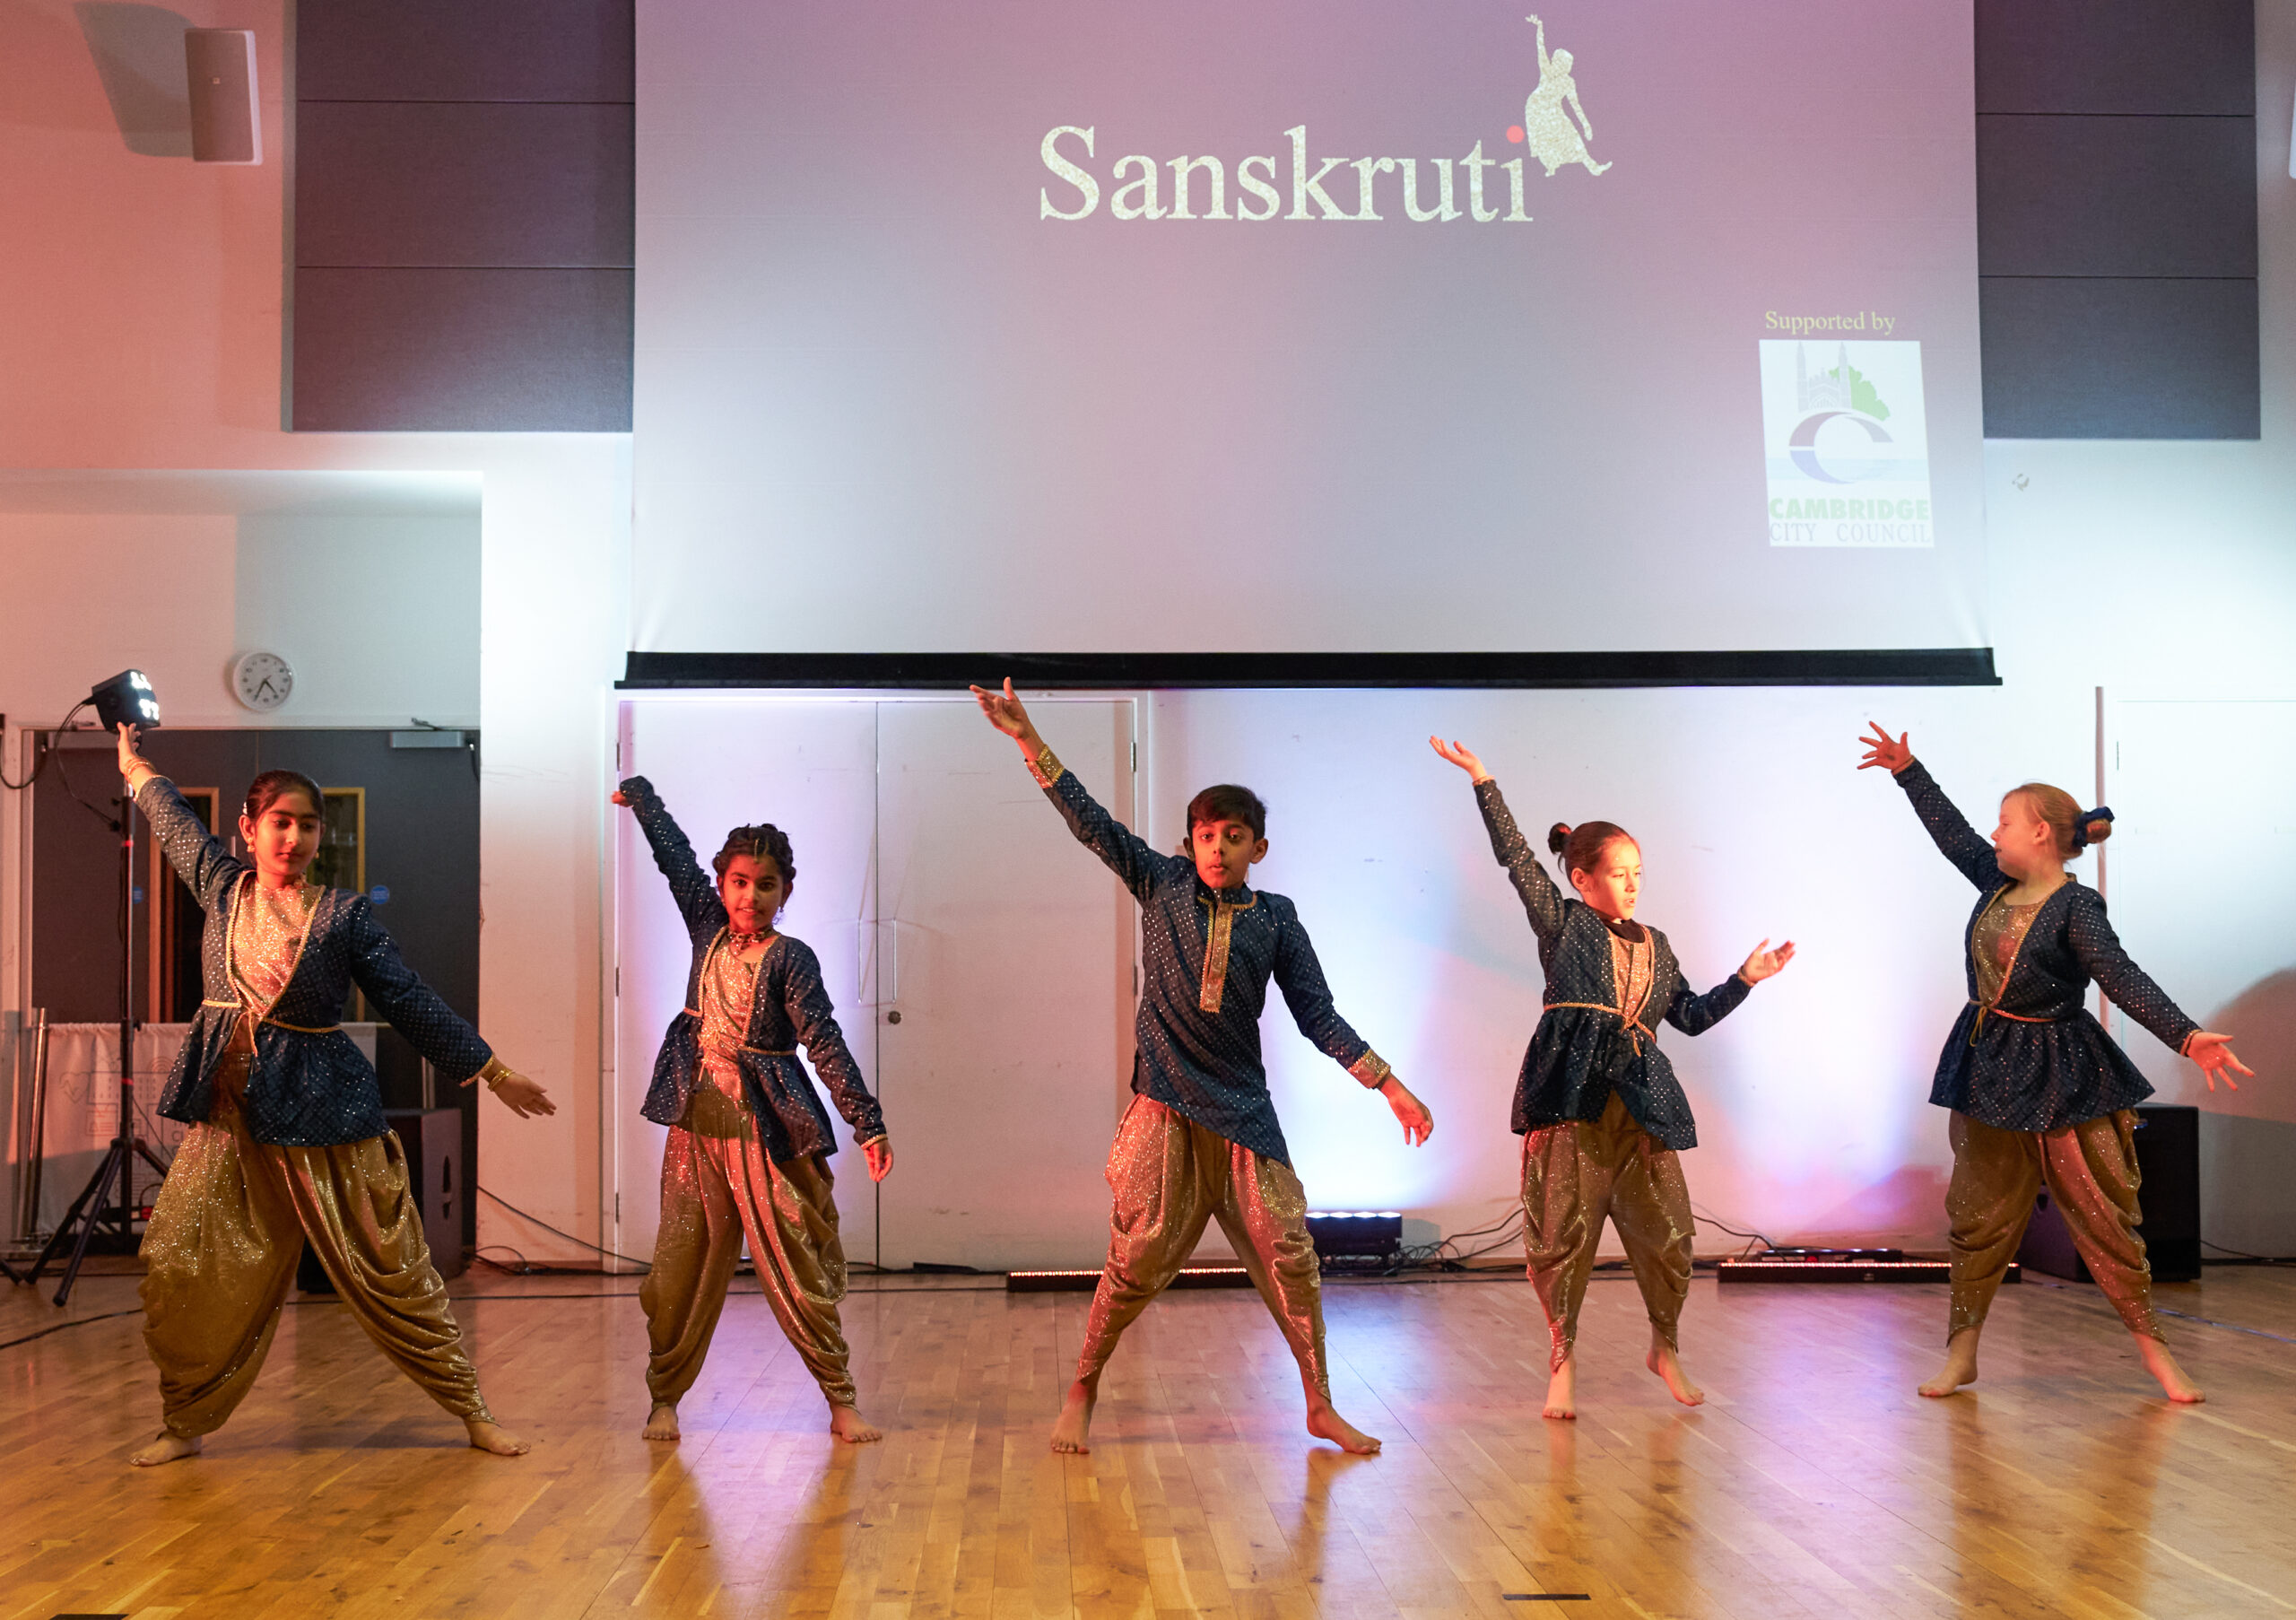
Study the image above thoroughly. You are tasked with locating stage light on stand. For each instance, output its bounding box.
[89,669,161,732]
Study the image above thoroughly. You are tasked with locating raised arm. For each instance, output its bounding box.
[117,726,244,909]
[972,676,1179,901]
[1432,738,1571,943]
[615,775,724,929]
[1859,724,1999,892]
[781,939,890,1155]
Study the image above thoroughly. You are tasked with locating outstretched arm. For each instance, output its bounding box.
[971,676,1178,900]
[117,723,243,909]
[1531,13,1549,72]
[2066,891,2251,1090]
[1272,910,1434,1145]
[613,776,723,930]
[782,943,893,1179]
[1859,723,1999,892]
[1432,737,1570,943]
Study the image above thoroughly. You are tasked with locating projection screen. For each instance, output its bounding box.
[633,0,1984,658]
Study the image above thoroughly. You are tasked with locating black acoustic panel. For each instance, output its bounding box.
[293,267,632,431]
[297,0,633,103]
[618,649,2003,690]
[1977,0,2253,115]
[1978,115,2257,278]
[297,102,633,268]
[1980,276,2258,439]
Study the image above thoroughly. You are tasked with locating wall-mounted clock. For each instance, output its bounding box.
[230,649,295,712]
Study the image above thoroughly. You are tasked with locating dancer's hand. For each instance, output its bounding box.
[1857,722,1912,774]
[1382,1076,1434,1146]
[1428,736,1492,782]
[863,1135,895,1181]
[969,677,1039,745]
[1737,938,1796,984]
[610,789,631,806]
[115,721,154,788]
[2185,1032,2254,1092]
[467,1060,557,1118]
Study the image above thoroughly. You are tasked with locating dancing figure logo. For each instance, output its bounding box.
[1039,13,1610,223]
[1760,340,1934,547]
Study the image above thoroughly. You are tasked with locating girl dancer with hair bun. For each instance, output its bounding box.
[613,778,892,1445]
[1859,723,2250,1402]
[116,725,552,1467]
[1433,738,1793,1419]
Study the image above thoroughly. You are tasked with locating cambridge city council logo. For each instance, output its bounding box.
[1759,340,1934,547]
[1039,12,1610,223]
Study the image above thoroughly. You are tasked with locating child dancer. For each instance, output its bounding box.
[1432,738,1792,1419]
[972,680,1434,1455]
[1859,723,2249,1401]
[614,776,892,1444]
[117,725,553,1466]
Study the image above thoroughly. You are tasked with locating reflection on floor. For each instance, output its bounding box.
[4,1261,2294,1617]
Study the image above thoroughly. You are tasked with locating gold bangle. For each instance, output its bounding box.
[1348,1051,1395,1090]
[1028,742,1065,788]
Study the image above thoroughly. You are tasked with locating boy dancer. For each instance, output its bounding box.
[971,680,1434,1455]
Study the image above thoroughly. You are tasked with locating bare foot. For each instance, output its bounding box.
[1544,1354,1577,1420]
[1049,1377,1098,1454]
[2137,1337,2204,1404]
[1647,1339,1705,1407]
[131,1430,201,1468]
[643,1403,681,1441]
[830,1405,883,1443]
[1918,1329,1981,1398]
[465,1419,531,1456]
[1305,1398,1382,1455]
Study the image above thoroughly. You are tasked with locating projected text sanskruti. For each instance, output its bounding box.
[1040,126,1535,223]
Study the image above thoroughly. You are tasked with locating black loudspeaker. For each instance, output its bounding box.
[385,1107,465,1279]
[2017,1104,2201,1285]
[186,29,260,164]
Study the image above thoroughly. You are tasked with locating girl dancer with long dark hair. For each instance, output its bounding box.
[117,724,552,1465]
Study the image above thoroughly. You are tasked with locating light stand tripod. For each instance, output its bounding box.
[28,788,170,1305]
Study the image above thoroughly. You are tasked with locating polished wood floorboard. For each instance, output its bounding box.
[4,1263,2294,1618]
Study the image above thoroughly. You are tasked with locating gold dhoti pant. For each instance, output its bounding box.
[138,1047,490,1439]
[1946,1109,2161,1342]
[1520,1092,1694,1373]
[639,1079,855,1408]
[1077,1095,1329,1398]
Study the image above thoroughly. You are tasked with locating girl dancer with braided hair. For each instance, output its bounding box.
[116,724,552,1466]
[1859,723,2251,1402]
[614,778,892,1444]
[1433,737,1793,1419]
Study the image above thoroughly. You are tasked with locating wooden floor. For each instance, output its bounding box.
[4,1260,2295,1619]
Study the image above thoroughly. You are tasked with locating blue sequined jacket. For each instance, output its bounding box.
[621,777,885,1160]
[1037,753,1387,1168]
[1475,780,1751,1151]
[1894,761,2196,1131]
[136,775,492,1145]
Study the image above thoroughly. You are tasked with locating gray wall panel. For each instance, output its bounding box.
[1979,277,2259,439]
[1976,0,2253,114]
[297,0,634,103]
[297,103,634,268]
[1978,114,2257,277]
[292,268,633,431]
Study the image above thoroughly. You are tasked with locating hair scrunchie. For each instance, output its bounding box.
[2073,806,2114,849]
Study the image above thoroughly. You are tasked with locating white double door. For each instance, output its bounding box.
[612,695,1137,1272]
